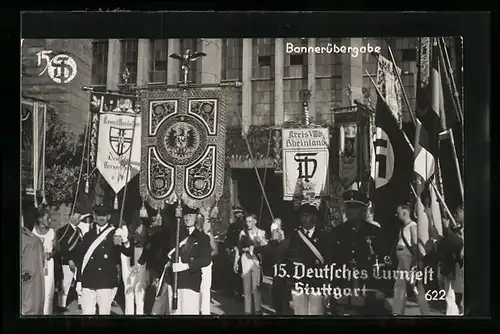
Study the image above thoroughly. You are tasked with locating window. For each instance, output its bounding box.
[283,79,302,120]
[91,40,108,86]
[316,78,343,122]
[258,56,271,67]
[290,54,305,66]
[222,38,243,80]
[149,39,168,83]
[180,38,198,83]
[315,38,342,77]
[252,80,275,125]
[402,48,417,62]
[120,40,138,84]
[252,38,275,79]
[284,38,307,78]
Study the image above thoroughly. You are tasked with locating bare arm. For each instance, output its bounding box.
[410,224,418,247]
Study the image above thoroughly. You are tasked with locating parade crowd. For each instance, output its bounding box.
[21,189,464,316]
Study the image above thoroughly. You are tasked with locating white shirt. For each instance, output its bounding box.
[78,222,90,236]
[398,220,417,247]
[96,224,109,235]
[303,226,315,238]
[32,227,55,254]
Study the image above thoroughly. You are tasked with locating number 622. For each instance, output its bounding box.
[424,289,446,301]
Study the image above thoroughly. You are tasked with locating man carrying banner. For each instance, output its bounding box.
[284,200,328,316]
[154,213,212,315]
[70,204,133,315]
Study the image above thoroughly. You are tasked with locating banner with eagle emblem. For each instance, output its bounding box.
[92,93,141,195]
[139,89,227,210]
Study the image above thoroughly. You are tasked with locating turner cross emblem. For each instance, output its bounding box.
[37,51,77,84]
[294,152,318,182]
[110,127,133,156]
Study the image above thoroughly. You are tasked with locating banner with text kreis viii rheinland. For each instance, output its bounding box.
[282,128,330,201]
[93,93,141,195]
[140,89,227,210]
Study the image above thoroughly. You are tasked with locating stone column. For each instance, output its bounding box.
[242,38,252,135]
[307,38,317,121]
[274,38,284,126]
[199,39,222,84]
[167,39,181,85]
[340,38,363,106]
[106,39,122,91]
[136,39,151,86]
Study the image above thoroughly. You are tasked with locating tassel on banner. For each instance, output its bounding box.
[114,194,118,209]
[41,191,47,205]
[140,200,148,218]
[84,178,89,194]
[34,194,38,208]
[153,209,162,227]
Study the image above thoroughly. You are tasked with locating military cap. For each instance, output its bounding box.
[93,203,114,216]
[80,213,92,221]
[232,205,244,214]
[342,190,369,206]
[298,203,319,216]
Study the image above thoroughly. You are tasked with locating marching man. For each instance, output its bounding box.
[69,204,133,315]
[159,213,212,315]
[56,209,84,311]
[283,201,328,315]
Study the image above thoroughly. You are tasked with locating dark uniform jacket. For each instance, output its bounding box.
[224,219,246,251]
[164,227,212,293]
[283,225,329,288]
[137,225,170,278]
[70,225,133,290]
[331,219,386,289]
[56,224,82,265]
[21,227,45,315]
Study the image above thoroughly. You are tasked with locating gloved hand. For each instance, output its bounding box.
[76,282,82,296]
[114,226,129,244]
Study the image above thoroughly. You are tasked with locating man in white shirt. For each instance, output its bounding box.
[392,204,430,316]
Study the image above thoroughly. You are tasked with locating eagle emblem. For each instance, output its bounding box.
[164,122,199,159]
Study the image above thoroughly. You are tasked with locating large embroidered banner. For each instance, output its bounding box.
[140,89,227,210]
[91,93,141,196]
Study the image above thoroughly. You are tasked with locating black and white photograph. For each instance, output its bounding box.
[21,33,467,317]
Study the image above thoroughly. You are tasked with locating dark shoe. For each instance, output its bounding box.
[255,310,263,315]
[78,305,82,311]
[59,307,69,313]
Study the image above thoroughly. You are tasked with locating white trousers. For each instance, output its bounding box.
[200,262,213,315]
[167,285,200,315]
[81,288,114,315]
[59,265,81,308]
[43,259,55,315]
[444,278,460,315]
[120,249,146,315]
